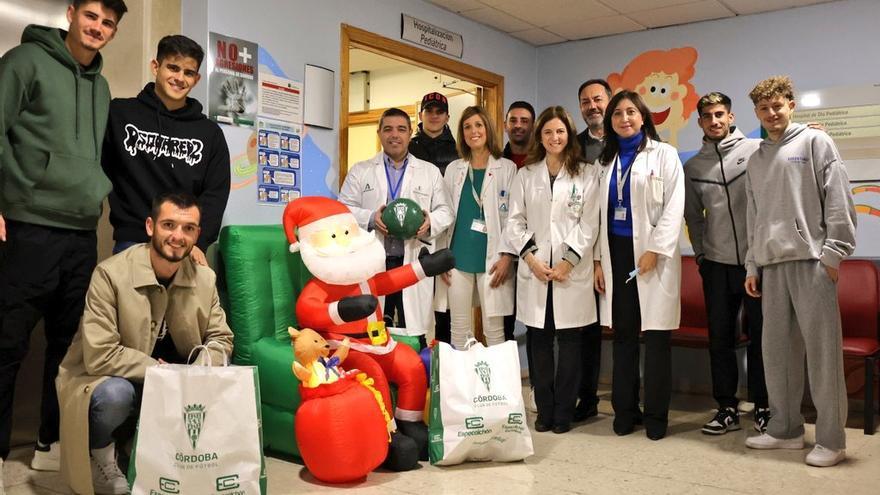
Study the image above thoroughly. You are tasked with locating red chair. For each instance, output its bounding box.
[838,260,880,434]
[674,256,748,348]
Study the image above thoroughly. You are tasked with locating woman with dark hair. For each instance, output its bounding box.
[505,106,601,434]
[435,106,517,349]
[594,90,684,440]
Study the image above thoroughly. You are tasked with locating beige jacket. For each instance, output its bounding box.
[56,244,233,494]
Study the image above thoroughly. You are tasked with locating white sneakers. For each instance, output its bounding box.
[90,443,129,495]
[745,434,845,467]
[805,445,846,467]
[30,441,60,471]
[745,433,805,450]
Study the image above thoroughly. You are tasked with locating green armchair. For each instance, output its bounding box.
[218,224,310,457]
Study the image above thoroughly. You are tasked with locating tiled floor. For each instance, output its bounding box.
[4,387,878,494]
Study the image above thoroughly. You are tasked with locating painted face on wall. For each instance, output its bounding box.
[635,71,688,145]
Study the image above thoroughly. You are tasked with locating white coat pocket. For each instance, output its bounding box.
[647,174,664,226]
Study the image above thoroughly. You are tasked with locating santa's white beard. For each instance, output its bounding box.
[300,231,386,285]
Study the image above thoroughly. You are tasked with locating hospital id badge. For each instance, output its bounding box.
[367,320,388,345]
[614,207,627,221]
[471,218,488,234]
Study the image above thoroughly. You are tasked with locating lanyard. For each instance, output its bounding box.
[384,156,408,201]
[615,155,634,207]
[467,164,486,218]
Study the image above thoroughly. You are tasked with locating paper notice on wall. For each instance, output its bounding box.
[258,73,303,124]
[208,33,259,128]
[256,117,302,206]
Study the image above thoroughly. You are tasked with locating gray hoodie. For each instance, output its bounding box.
[684,127,759,266]
[744,123,856,278]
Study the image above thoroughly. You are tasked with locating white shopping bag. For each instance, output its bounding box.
[129,345,266,494]
[428,340,533,465]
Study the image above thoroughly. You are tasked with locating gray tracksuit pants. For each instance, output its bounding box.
[762,260,847,450]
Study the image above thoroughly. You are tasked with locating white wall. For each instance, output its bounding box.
[182,0,536,226]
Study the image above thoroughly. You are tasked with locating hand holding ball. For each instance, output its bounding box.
[380,198,425,239]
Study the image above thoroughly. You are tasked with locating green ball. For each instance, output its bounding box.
[381,198,424,239]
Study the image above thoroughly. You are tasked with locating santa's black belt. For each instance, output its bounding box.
[339,324,389,345]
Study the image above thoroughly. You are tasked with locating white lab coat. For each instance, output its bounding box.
[596,139,684,331]
[338,151,454,336]
[433,155,517,317]
[505,159,601,329]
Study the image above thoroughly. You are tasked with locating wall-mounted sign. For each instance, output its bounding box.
[208,32,259,128]
[259,73,303,124]
[304,64,335,129]
[401,14,463,59]
[794,104,880,140]
[257,117,302,206]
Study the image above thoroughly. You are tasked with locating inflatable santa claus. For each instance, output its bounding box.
[283,196,453,470]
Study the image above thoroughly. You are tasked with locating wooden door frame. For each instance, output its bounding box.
[339,24,505,187]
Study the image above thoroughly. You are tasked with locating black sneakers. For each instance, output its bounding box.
[754,407,771,433]
[701,407,741,435]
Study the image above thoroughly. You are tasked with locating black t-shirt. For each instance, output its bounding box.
[150,277,185,364]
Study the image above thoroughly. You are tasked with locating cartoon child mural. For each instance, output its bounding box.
[608,47,699,147]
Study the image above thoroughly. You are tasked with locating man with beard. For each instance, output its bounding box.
[285,196,454,468]
[500,102,534,345]
[55,192,233,494]
[684,92,768,436]
[502,101,535,169]
[573,79,612,423]
[577,79,611,164]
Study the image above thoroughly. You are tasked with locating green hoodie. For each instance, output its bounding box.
[0,24,112,230]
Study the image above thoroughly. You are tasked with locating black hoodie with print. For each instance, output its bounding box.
[102,83,231,251]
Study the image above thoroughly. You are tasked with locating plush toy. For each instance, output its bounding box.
[289,327,350,388]
[284,196,454,471]
[289,326,393,482]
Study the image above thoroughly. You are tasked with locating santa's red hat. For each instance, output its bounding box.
[282,196,355,252]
